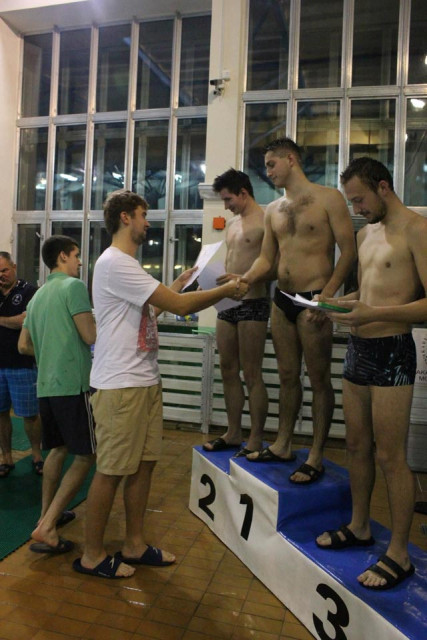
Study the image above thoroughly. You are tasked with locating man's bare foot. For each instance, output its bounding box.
[246,445,295,462]
[203,435,241,451]
[316,524,374,549]
[31,523,59,548]
[118,544,175,566]
[357,553,414,590]
[290,453,323,483]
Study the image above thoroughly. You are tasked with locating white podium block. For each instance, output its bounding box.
[189,446,427,640]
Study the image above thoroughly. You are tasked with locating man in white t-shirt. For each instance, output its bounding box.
[74,189,248,579]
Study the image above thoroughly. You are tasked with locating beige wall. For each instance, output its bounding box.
[0,19,20,255]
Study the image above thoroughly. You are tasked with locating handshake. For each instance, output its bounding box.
[216,272,249,301]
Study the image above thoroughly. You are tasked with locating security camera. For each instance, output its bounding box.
[210,78,225,96]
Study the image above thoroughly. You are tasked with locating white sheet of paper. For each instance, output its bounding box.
[281,291,318,309]
[198,260,240,312]
[181,241,223,290]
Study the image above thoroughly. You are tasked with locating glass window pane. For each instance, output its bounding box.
[296,101,340,187]
[174,118,206,210]
[179,16,211,107]
[243,103,287,204]
[53,125,86,210]
[58,29,91,114]
[352,0,399,86]
[17,224,41,286]
[247,0,290,91]
[408,0,427,85]
[299,0,342,89]
[96,24,131,112]
[88,221,110,299]
[173,224,202,278]
[137,20,173,109]
[17,128,48,211]
[133,120,168,209]
[139,222,164,281]
[350,99,396,173]
[21,33,52,117]
[91,122,127,210]
[405,98,427,206]
[51,222,82,249]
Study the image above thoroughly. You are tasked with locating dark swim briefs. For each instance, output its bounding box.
[273,287,322,324]
[217,298,270,324]
[343,333,416,387]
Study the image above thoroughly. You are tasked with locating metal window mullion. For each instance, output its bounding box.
[124,19,140,191]
[287,0,300,140]
[341,0,354,91]
[288,0,300,92]
[50,28,60,116]
[394,0,411,199]
[164,14,183,285]
[341,0,356,175]
[81,24,98,286]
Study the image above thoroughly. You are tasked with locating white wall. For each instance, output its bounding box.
[0,18,20,254]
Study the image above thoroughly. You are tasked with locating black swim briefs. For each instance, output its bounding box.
[343,333,416,387]
[273,287,322,324]
[217,298,270,324]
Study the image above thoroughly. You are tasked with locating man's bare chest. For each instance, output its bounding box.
[272,197,329,238]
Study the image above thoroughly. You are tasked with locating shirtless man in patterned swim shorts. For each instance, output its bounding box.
[316,157,427,590]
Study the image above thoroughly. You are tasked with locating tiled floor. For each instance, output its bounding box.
[1,425,426,640]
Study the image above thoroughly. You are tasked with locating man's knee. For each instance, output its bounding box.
[74,453,96,467]
[220,360,240,380]
[277,363,301,387]
[375,446,408,474]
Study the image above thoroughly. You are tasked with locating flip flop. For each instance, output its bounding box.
[202,437,241,452]
[116,545,175,567]
[30,537,74,554]
[32,460,44,476]
[316,525,375,550]
[361,554,415,590]
[233,448,257,459]
[56,510,76,528]
[247,447,296,463]
[73,555,129,579]
[289,462,324,484]
[0,463,15,478]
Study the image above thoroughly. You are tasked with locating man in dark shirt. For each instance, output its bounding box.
[0,252,42,477]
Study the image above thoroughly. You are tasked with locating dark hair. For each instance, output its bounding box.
[212,168,255,198]
[341,157,394,192]
[103,189,148,235]
[264,137,302,164]
[0,251,13,264]
[42,235,79,270]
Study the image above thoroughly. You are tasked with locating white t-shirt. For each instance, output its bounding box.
[90,246,160,389]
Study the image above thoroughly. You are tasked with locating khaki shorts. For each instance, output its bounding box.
[91,383,163,476]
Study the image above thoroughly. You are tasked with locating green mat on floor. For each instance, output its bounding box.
[0,454,94,561]
[11,416,30,451]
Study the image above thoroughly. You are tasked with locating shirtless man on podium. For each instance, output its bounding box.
[243,138,356,484]
[203,169,270,456]
[316,157,427,590]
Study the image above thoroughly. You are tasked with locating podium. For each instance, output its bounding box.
[189,446,427,640]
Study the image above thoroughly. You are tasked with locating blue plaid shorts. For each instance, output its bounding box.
[0,367,38,417]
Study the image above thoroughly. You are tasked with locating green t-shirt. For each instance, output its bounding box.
[24,272,92,397]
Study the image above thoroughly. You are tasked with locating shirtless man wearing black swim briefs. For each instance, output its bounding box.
[203,169,270,457]
[243,138,356,484]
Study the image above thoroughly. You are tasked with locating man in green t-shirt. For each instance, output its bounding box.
[18,236,96,554]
